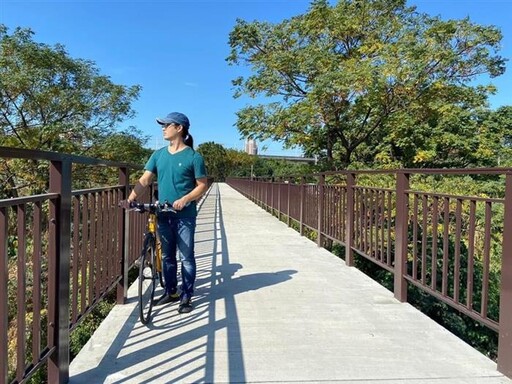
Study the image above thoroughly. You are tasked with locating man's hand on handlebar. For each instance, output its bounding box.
[118,199,134,209]
[158,200,177,213]
[172,197,190,211]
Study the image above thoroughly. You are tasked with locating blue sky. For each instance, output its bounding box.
[1,0,511,156]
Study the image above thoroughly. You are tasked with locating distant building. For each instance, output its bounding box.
[245,138,258,155]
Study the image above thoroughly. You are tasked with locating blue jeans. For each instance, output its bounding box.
[157,215,197,300]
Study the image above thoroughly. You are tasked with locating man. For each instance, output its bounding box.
[123,112,207,313]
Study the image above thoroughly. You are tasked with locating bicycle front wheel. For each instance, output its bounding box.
[139,237,157,325]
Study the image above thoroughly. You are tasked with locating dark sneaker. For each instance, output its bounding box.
[178,297,193,313]
[154,293,180,306]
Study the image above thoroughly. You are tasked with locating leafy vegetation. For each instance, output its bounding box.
[227,0,508,170]
[0,25,150,196]
[197,141,317,181]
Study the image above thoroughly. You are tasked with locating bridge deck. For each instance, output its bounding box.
[69,183,511,384]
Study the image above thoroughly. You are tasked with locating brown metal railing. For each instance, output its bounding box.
[227,169,512,379]
[1,146,215,384]
[0,147,150,384]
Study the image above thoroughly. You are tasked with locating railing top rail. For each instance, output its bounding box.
[0,146,143,169]
[0,193,59,207]
[245,167,512,181]
[396,168,512,175]
[72,185,124,196]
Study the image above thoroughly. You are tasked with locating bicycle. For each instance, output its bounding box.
[127,201,175,324]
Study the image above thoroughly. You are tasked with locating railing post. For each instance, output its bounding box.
[251,176,254,202]
[317,174,325,247]
[0,207,8,384]
[345,173,355,266]
[257,178,261,204]
[266,178,270,210]
[300,176,305,236]
[287,177,291,227]
[394,171,409,302]
[48,159,71,384]
[277,177,281,221]
[117,166,129,304]
[270,177,275,212]
[498,172,512,377]
[254,178,258,203]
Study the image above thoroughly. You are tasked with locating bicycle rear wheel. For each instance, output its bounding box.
[139,237,156,324]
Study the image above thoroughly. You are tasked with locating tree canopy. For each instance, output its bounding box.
[0,25,142,152]
[227,0,507,169]
[0,25,148,196]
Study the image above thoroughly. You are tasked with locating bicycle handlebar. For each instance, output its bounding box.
[128,201,177,214]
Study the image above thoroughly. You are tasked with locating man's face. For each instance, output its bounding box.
[162,122,181,141]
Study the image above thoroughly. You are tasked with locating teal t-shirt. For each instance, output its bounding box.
[145,146,207,217]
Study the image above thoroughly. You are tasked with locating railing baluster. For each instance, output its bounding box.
[72,196,80,324]
[81,195,89,314]
[0,207,7,384]
[454,199,462,303]
[89,195,96,305]
[467,200,476,310]
[412,194,419,280]
[421,195,428,285]
[32,202,42,366]
[386,192,392,267]
[481,201,492,317]
[431,196,439,291]
[442,197,450,296]
[16,204,27,382]
[369,188,374,258]
[287,178,291,227]
[118,167,129,304]
[317,174,324,247]
[299,177,305,236]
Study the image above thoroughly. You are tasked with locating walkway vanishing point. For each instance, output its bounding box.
[69,183,512,384]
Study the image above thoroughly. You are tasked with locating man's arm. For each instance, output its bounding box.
[172,177,209,211]
[128,170,154,202]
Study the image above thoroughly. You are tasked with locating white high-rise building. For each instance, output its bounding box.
[245,138,258,155]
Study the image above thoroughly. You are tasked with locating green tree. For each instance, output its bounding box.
[225,148,256,177]
[197,141,230,181]
[75,128,153,188]
[196,142,316,180]
[89,128,151,163]
[0,25,142,196]
[227,0,506,169]
[370,105,512,169]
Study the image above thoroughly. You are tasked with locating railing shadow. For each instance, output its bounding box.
[69,183,296,383]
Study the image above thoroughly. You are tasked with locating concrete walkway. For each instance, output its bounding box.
[70,183,511,384]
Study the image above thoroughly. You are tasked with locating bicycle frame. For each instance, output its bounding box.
[147,212,165,288]
[129,201,175,324]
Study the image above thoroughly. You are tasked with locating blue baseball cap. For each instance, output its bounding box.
[156,112,190,128]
